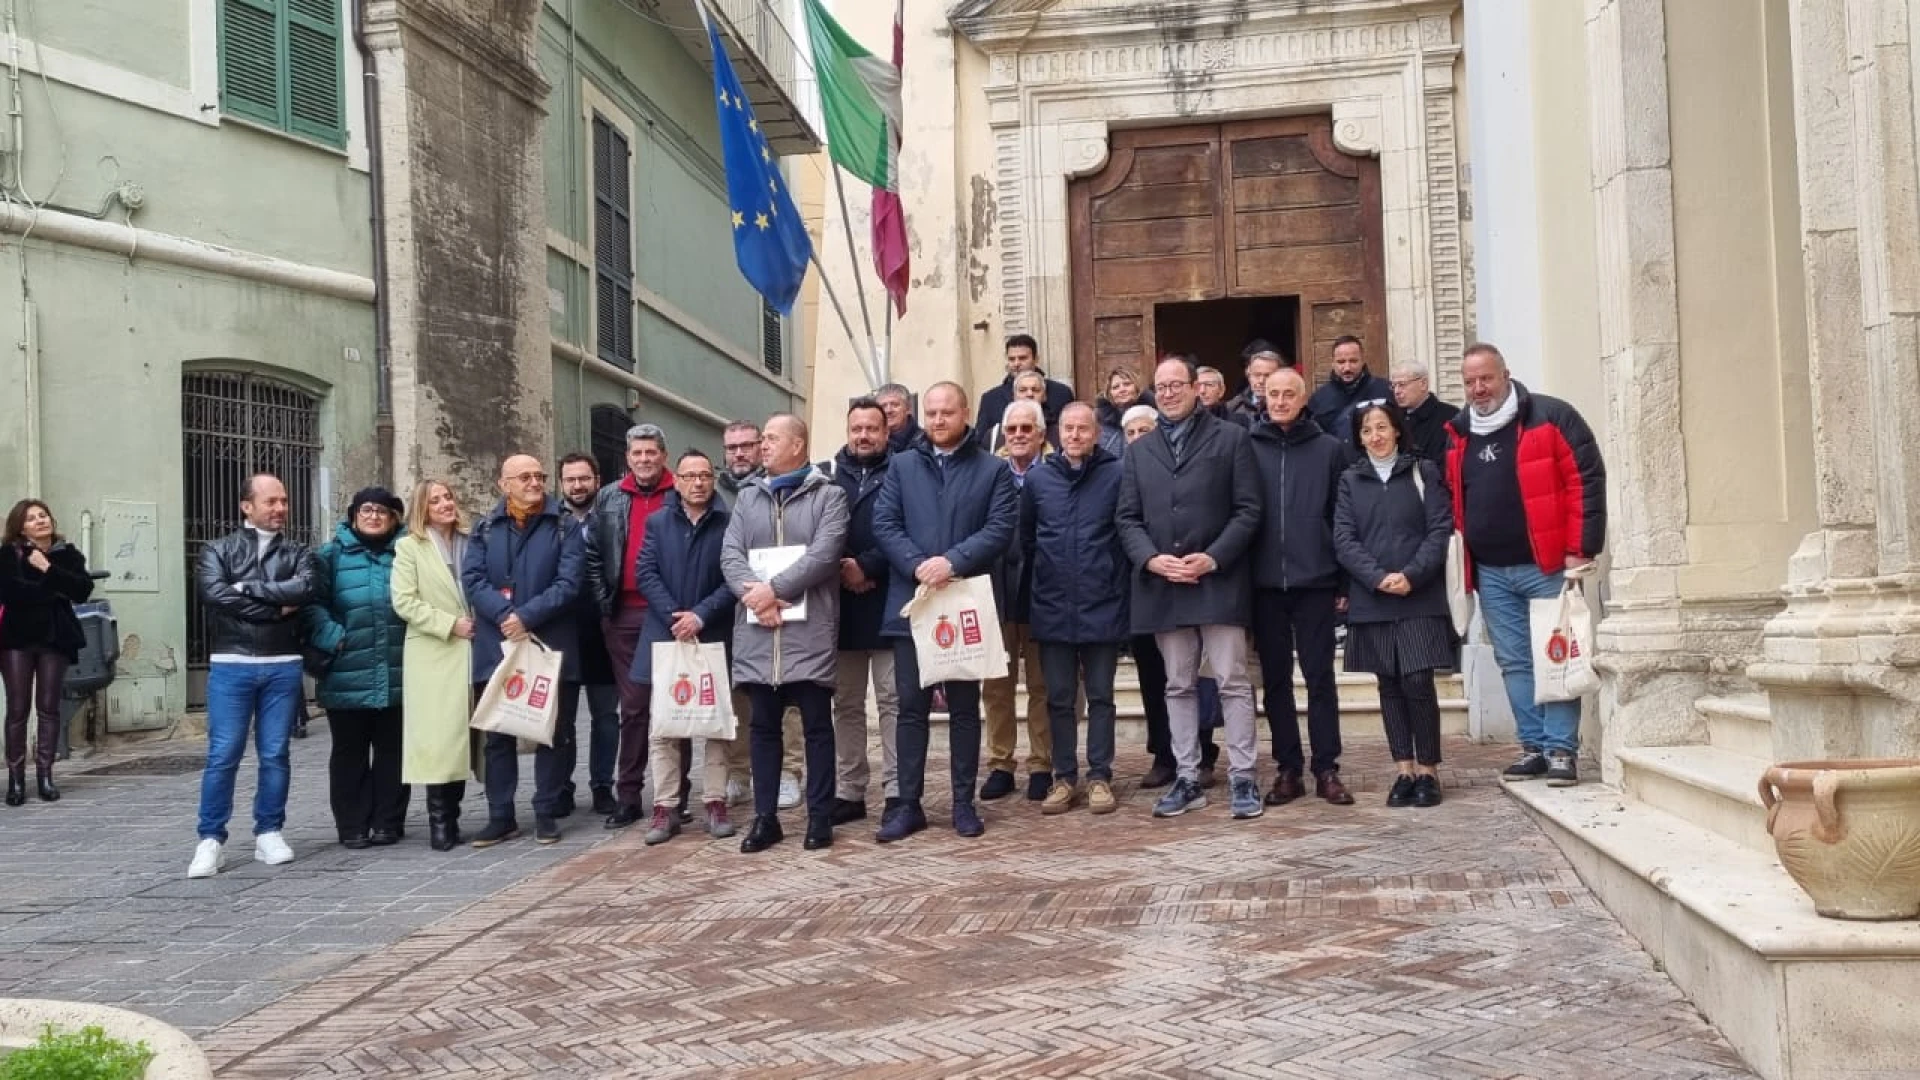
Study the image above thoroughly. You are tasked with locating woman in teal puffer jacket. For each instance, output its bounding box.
[302,487,410,849]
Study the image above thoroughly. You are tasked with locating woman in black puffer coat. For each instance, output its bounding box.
[0,499,95,805]
[1334,402,1455,809]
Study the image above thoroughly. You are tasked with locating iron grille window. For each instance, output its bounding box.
[593,113,636,370]
[218,0,346,147]
[590,403,631,488]
[182,372,324,675]
[762,300,784,378]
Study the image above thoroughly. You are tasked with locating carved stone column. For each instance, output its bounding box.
[363,0,552,504]
[1754,0,1920,760]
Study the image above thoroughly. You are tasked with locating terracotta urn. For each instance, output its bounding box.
[1758,759,1920,921]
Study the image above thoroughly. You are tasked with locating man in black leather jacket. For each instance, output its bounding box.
[188,473,318,879]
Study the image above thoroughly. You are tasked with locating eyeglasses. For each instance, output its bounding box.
[1153,380,1190,394]
[678,471,716,483]
[723,442,759,453]
[1389,376,1427,389]
[1002,424,1036,434]
[355,505,394,517]
[503,472,548,485]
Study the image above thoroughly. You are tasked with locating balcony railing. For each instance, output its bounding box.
[653,0,823,154]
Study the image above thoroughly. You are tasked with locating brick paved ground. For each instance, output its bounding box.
[100,730,1752,1079]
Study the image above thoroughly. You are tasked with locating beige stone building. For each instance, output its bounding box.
[806,0,1920,1075]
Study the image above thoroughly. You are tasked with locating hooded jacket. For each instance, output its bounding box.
[719,467,850,687]
[301,522,407,709]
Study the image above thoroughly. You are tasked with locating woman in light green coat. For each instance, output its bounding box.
[391,479,477,851]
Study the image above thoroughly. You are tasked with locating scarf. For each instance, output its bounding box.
[1158,411,1196,458]
[766,464,811,496]
[506,499,538,528]
[1469,385,1521,435]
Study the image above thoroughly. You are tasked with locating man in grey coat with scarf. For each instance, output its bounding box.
[720,414,850,854]
[1116,356,1265,822]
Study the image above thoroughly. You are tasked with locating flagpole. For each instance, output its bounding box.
[809,249,880,390]
[882,298,893,386]
[829,162,883,378]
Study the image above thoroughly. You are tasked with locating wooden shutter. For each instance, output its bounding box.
[219,0,282,127]
[286,0,345,146]
[593,114,636,369]
[761,300,784,378]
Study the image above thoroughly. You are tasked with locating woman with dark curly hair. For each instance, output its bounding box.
[0,499,95,805]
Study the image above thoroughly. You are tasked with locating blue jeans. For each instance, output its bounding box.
[1476,563,1581,755]
[197,660,304,842]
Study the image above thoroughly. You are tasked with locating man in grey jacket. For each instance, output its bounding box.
[720,414,850,853]
[1116,356,1265,821]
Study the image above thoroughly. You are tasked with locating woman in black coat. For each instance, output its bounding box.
[1333,403,1454,808]
[0,499,95,804]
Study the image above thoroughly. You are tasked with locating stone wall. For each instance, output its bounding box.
[365,0,552,505]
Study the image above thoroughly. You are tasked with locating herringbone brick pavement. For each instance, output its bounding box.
[200,740,1752,1079]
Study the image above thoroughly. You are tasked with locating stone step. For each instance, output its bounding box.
[1507,780,1920,1080]
[1696,693,1773,760]
[1617,743,1772,855]
[1054,670,1467,708]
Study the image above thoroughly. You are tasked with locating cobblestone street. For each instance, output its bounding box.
[0,713,1752,1078]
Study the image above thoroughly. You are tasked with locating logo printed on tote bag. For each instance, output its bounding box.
[698,673,716,706]
[528,676,552,710]
[671,675,695,705]
[933,616,957,649]
[504,671,528,701]
[1546,631,1571,665]
[959,609,982,646]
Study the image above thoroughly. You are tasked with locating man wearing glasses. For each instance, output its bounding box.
[1389,361,1460,464]
[464,454,588,846]
[1116,356,1264,821]
[980,399,1057,803]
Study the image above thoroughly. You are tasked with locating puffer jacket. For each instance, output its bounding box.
[1334,455,1454,625]
[196,527,318,658]
[871,429,1019,639]
[827,446,892,652]
[301,523,407,709]
[630,492,735,684]
[720,468,850,687]
[1022,447,1128,644]
[1444,380,1608,584]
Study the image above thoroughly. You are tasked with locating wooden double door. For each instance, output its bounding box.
[1069,116,1387,397]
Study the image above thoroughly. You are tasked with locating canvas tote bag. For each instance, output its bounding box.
[1410,464,1472,636]
[649,639,737,740]
[902,576,1008,687]
[470,636,564,746]
[1531,575,1599,703]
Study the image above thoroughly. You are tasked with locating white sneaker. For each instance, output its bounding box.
[255,831,295,866]
[725,777,749,807]
[187,838,224,879]
[777,771,802,810]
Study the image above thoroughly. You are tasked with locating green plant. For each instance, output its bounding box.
[0,1024,153,1080]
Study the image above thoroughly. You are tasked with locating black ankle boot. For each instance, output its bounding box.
[36,769,59,803]
[803,815,833,850]
[4,768,22,807]
[427,786,460,851]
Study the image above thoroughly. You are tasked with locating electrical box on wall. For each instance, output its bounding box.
[625,389,640,410]
[105,676,172,733]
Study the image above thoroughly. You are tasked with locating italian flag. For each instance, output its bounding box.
[803,0,910,316]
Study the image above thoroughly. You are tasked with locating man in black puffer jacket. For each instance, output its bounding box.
[1249,369,1356,809]
[189,473,318,879]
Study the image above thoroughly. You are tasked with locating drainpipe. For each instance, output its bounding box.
[352,0,394,487]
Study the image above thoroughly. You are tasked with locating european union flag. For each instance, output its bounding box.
[704,12,812,316]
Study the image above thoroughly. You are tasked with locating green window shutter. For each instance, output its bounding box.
[286,0,346,147]
[219,0,283,128]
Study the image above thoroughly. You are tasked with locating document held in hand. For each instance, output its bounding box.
[747,545,808,625]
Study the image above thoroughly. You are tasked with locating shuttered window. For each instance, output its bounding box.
[762,300,784,378]
[592,113,636,370]
[218,0,346,149]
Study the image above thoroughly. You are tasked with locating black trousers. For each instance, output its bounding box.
[744,681,835,819]
[892,638,983,806]
[481,680,580,822]
[1378,670,1443,766]
[1,647,66,773]
[326,705,410,837]
[1135,635,1217,770]
[1251,587,1343,776]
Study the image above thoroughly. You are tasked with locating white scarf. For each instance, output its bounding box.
[1469,385,1520,435]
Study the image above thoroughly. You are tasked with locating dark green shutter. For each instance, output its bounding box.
[762,300,784,378]
[219,0,281,127]
[219,0,345,148]
[286,0,345,147]
[593,113,636,370]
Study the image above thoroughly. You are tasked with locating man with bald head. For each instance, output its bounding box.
[872,381,1019,842]
[1249,368,1356,807]
[463,452,589,847]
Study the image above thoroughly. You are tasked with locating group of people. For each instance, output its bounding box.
[0,331,1606,875]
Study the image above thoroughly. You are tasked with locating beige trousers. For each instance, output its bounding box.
[982,621,1054,774]
[833,649,900,800]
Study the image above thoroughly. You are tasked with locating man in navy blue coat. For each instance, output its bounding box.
[1022,403,1129,816]
[871,382,1018,843]
[463,453,587,848]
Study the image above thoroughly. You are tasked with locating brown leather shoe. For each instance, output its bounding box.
[1263,771,1304,806]
[1314,770,1355,806]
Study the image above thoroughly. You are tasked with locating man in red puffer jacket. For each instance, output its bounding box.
[1445,342,1607,788]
